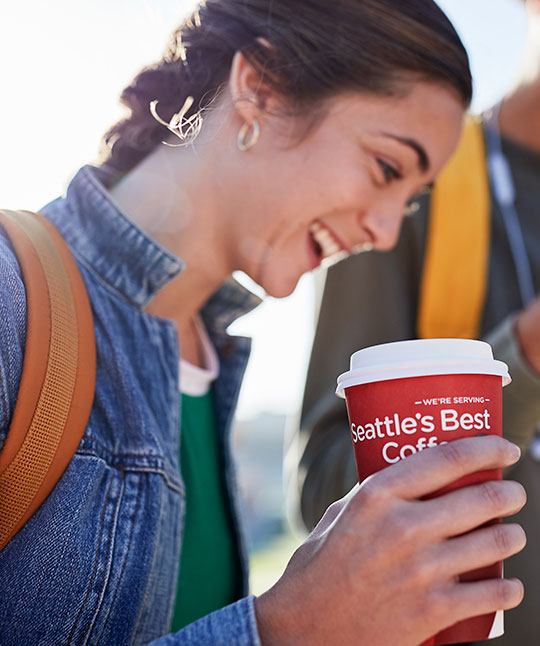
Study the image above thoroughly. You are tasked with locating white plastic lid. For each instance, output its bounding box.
[336,338,511,398]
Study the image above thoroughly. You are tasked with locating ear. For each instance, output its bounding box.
[228,48,281,125]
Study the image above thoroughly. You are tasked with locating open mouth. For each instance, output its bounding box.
[309,220,348,267]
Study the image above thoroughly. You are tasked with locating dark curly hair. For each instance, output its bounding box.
[100,0,472,172]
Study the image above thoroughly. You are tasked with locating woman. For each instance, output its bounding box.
[0,1,526,644]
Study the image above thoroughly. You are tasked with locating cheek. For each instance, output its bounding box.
[299,162,372,213]
[330,170,372,211]
[263,150,372,224]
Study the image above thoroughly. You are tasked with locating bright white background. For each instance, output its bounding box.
[0,0,527,422]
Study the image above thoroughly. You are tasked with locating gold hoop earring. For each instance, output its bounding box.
[237,120,260,152]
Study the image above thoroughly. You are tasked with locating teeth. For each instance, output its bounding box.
[352,242,373,254]
[309,221,343,259]
[321,250,348,268]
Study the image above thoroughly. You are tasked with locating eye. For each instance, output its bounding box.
[377,158,402,184]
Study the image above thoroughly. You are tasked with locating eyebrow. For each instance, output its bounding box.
[382,133,430,173]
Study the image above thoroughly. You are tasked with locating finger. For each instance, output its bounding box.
[432,523,526,580]
[369,436,520,499]
[439,577,524,628]
[418,480,526,538]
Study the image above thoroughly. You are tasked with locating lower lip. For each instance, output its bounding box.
[306,233,322,270]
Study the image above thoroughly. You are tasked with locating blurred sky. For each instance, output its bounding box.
[0,0,528,420]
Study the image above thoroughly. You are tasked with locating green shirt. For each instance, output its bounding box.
[171,389,241,631]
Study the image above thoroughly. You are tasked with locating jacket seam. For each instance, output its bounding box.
[75,448,184,494]
[95,473,143,644]
[67,472,116,645]
[75,450,186,495]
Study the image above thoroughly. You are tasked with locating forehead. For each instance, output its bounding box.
[318,83,464,171]
[323,83,462,126]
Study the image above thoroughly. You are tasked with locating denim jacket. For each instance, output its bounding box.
[0,166,263,645]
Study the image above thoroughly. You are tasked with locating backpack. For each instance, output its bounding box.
[0,209,96,550]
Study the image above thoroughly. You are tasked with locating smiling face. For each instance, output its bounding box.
[231,81,464,298]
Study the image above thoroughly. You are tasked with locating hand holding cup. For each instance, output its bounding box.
[255,435,526,646]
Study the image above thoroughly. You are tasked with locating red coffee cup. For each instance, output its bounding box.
[336,338,511,645]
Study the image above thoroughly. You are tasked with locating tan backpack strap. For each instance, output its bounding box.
[0,209,96,550]
[417,116,491,339]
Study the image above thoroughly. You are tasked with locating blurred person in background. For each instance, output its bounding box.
[292,1,540,644]
[0,1,528,645]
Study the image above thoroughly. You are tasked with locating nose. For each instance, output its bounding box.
[360,199,407,251]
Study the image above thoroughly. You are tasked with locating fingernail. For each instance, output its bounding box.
[509,443,521,462]
[508,578,525,602]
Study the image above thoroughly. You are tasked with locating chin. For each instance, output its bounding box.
[261,275,299,299]
[249,262,303,299]
[268,284,297,299]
